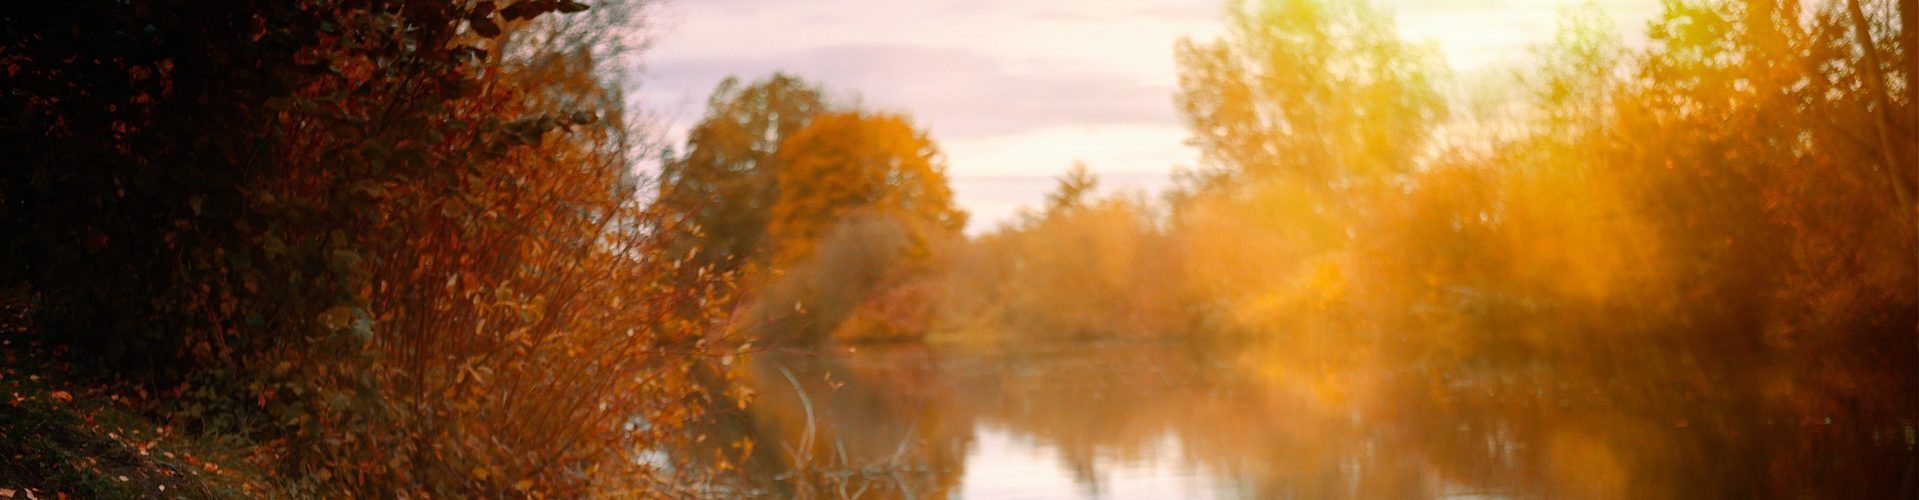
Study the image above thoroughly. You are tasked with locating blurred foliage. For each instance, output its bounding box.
[659,80,968,345]
[657,73,831,273]
[767,112,965,265]
[924,1,1919,493]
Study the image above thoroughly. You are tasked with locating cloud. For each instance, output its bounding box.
[637,44,1177,140]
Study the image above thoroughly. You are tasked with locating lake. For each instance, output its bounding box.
[680,340,1918,498]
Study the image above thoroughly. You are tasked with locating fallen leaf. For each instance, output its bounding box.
[49,391,70,402]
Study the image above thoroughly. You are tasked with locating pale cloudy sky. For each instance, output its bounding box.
[632,0,1661,232]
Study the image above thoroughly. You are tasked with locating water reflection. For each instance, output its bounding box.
[684,341,1917,498]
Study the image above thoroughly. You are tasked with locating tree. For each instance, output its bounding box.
[1165,0,1446,330]
[1045,161,1100,215]
[744,112,966,343]
[767,112,966,264]
[657,73,829,271]
[1173,0,1445,187]
[1,0,734,493]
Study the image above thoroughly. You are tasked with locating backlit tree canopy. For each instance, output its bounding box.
[1175,0,1446,187]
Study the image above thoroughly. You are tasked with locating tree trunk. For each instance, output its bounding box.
[1847,0,1919,362]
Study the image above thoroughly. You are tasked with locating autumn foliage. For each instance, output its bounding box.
[3,0,732,494]
[657,76,967,345]
[7,0,1919,495]
[923,0,1919,494]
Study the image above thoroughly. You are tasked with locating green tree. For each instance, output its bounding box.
[657,73,829,271]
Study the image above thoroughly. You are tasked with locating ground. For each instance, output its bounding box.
[0,294,275,499]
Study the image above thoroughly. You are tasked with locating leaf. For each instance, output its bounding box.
[556,1,590,13]
[499,1,548,20]
[49,391,73,402]
[469,17,501,38]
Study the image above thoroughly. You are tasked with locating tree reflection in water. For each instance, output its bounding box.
[680,338,1915,499]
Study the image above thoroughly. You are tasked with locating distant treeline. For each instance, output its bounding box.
[662,2,1919,492]
[933,1,1919,493]
[935,0,1919,354]
[679,0,1919,366]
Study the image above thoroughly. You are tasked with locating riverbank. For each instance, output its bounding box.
[0,299,275,498]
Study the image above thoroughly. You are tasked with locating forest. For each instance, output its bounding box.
[2,0,1917,497]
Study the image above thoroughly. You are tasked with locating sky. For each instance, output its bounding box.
[632,0,1662,232]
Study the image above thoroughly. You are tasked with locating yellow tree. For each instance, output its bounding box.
[1169,0,1445,334]
[1174,0,1445,187]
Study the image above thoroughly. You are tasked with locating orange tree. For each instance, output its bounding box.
[753,112,967,343]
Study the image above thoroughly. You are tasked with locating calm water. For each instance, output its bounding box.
[684,341,1918,498]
